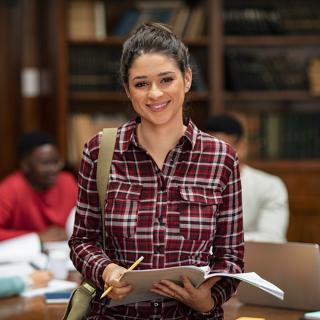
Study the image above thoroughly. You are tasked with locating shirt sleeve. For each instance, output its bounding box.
[210,147,244,306]
[68,136,112,289]
[0,180,30,241]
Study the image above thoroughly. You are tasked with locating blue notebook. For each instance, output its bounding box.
[45,291,72,304]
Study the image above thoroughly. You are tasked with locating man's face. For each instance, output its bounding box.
[22,144,63,190]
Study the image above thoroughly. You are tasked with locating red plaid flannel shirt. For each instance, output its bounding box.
[69,118,244,319]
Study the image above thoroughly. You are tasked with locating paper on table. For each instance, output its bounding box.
[42,241,76,271]
[108,266,284,307]
[21,279,77,298]
[0,262,34,278]
[0,233,41,263]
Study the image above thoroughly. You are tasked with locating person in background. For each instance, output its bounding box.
[0,270,52,298]
[0,131,78,243]
[69,22,244,319]
[205,114,289,243]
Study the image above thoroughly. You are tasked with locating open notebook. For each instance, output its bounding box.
[108,265,283,307]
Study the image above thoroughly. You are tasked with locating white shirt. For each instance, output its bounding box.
[241,165,289,243]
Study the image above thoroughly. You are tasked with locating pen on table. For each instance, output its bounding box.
[100,256,144,299]
[29,262,41,270]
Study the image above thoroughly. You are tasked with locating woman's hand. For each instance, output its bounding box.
[102,263,133,300]
[150,275,220,314]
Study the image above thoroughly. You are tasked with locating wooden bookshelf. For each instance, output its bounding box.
[225,35,320,46]
[16,0,318,243]
[219,0,320,243]
[224,90,320,101]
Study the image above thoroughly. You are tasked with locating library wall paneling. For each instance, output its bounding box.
[0,0,22,178]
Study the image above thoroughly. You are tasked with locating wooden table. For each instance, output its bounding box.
[223,297,304,320]
[0,295,305,320]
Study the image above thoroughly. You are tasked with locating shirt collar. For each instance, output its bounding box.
[119,117,198,154]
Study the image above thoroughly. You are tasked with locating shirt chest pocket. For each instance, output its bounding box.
[179,186,222,240]
[105,181,142,238]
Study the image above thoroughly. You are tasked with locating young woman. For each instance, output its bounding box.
[69,22,244,320]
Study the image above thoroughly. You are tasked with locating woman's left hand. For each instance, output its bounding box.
[150,275,220,314]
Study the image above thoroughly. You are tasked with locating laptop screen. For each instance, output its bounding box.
[237,241,320,311]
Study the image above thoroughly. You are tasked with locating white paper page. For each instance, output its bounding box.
[206,272,284,300]
[0,233,41,263]
[42,241,69,253]
[109,266,205,307]
[21,279,77,298]
[0,262,34,277]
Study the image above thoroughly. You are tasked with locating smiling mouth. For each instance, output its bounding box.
[146,101,170,111]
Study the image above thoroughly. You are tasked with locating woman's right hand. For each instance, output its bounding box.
[102,263,133,300]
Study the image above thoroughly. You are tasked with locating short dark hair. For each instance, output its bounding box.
[205,114,244,138]
[18,131,56,158]
[120,22,190,85]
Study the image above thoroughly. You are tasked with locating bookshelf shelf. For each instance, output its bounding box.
[224,90,320,102]
[248,160,320,172]
[70,92,127,102]
[69,37,209,47]
[225,35,320,47]
[69,37,125,46]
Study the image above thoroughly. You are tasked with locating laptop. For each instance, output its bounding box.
[237,241,320,311]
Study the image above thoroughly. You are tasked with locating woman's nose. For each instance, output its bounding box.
[148,83,163,99]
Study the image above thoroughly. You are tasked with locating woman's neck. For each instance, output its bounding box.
[137,120,186,170]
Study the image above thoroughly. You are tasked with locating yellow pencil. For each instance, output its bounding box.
[100,256,144,299]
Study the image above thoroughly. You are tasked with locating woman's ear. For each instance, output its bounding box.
[123,84,130,99]
[184,67,192,93]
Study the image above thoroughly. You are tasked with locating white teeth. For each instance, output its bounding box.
[148,102,167,109]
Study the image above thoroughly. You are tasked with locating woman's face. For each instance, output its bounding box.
[126,53,192,128]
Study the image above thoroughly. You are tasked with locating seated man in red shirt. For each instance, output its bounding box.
[0,131,77,243]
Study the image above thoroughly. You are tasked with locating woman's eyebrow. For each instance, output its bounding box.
[132,71,175,81]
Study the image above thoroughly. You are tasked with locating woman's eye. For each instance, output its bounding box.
[134,81,147,88]
[162,77,174,83]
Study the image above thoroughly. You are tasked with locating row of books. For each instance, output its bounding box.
[67,0,106,40]
[224,4,320,35]
[225,52,308,91]
[246,113,320,159]
[67,111,320,165]
[69,46,122,91]
[67,0,207,40]
[69,46,208,92]
[67,113,128,168]
[113,1,206,38]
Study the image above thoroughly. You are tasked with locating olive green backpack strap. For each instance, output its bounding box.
[62,128,117,320]
[96,128,117,251]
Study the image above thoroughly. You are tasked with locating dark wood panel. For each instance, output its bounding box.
[225,35,320,46]
[249,161,320,243]
[0,0,22,178]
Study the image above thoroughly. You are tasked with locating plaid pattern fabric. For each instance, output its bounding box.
[69,118,244,319]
